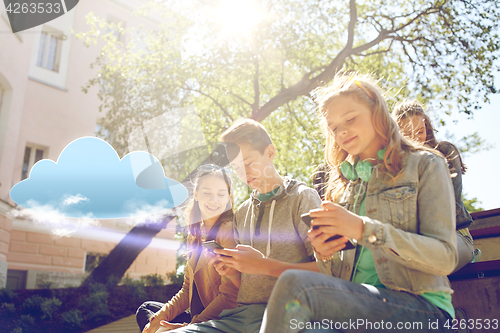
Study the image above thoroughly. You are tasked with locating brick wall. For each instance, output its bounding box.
[6,225,179,287]
[0,214,12,287]
[8,230,87,273]
[127,245,178,279]
[123,225,178,279]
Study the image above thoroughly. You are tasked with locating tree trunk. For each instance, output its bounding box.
[81,215,174,286]
[82,157,202,287]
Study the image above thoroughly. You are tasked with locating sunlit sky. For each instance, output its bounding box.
[213,0,266,37]
[440,72,500,210]
[188,0,500,211]
[4,0,498,211]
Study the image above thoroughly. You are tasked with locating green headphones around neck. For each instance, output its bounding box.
[339,148,386,214]
[339,148,386,182]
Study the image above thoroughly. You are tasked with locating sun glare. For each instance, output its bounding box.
[215,0,265,37]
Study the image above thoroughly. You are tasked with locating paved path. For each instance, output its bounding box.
[85,315,140,333]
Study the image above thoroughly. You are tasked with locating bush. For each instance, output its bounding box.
[40,297,62,320]
[120,274,135,285]
[0,302,16,331]
[21,295,61,320]
[105,274,120,290]
[22,295,45,316]
[18,314,35,330]
[0,302,16,316]
[62,309,83,331]
[120,274,136,286]
[0,288,17,303]
[140,273,165,286]
[79,283,110,321]
[38,281,53,289]
[121,275,146,300]
[166,269,185,285]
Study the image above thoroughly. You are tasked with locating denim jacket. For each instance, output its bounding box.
[317,151,458,294]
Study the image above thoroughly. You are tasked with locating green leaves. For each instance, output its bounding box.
[462,193,484,213]
[77,0,499,187]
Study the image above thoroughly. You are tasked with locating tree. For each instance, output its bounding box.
[81,217,174,287]
[462,194,484,213]
[77,0,500,285]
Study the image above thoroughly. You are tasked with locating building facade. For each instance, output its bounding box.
[0,0,179,289]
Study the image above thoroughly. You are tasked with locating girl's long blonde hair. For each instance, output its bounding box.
[315,73,416,202]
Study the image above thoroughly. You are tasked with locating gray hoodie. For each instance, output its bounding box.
[233,177,321,305]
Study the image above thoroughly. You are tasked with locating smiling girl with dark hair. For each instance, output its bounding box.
[137,165,239,333]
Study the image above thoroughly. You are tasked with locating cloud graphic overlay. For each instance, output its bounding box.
[10,137,188,219]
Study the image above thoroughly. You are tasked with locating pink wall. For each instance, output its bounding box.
[0,0,178,288]
[7,227,177,279]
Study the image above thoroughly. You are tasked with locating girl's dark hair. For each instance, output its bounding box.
[183,165,234,247]
[393,100,467,173]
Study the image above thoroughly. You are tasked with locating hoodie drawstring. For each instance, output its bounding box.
[250,199,275,258]
[267,200,276,257]
[250,207,255,247]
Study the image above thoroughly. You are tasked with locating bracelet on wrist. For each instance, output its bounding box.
[315,249,334,262]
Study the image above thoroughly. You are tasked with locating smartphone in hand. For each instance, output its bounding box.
[301,212,355,250]
[201,241,231,257]
[301,212,329,229]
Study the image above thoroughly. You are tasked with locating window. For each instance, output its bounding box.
[36,27,64,72]
[6,270,27,290]
[21,145,46,180]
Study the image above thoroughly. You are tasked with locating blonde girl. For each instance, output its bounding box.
[259,74,458,333]
[394,100,474,273]
[137,165,239,333]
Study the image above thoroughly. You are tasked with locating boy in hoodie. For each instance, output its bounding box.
[165,119,321,333]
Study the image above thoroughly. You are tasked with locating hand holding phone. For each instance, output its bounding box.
[202,241,231,257]
[301,212,329,230]
[301,212,355,250]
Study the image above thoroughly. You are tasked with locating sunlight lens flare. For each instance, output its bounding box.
[215,0,265,36]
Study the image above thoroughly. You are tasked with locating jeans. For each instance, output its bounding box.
[136,301,192,332]
[169,304,266,333]
[259,270,452,333]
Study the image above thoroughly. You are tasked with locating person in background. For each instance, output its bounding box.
[136,165,239,333]
[393,100,474,272]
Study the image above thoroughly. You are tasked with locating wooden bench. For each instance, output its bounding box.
[448,208,500,332]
